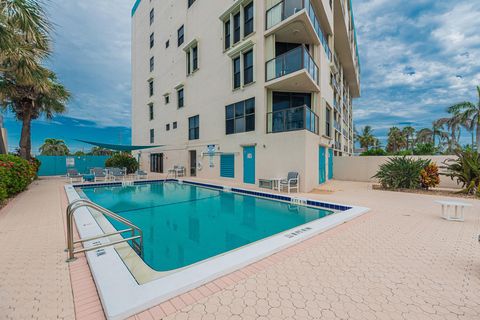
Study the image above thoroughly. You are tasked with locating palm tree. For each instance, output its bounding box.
[356,126,376,151]
[39,138,69,155]
[447,85,480,152]
[402,126,416,150]
[386,127,406,153]
[1,68,70,159]
[90,146,113,156]
[416,128,433,144]
[0,0,69,160]
[432,119,448,148]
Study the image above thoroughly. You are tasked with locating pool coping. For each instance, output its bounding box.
[65,179,369,320]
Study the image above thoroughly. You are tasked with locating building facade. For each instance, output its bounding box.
[0,115,7,154]
[131,0,360,192]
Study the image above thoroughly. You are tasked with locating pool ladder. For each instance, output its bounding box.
[65,199,144,262]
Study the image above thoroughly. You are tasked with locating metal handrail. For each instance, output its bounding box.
[66,198,143,262]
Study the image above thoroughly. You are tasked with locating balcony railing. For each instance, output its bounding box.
[267,105,319,134]
[266,45,319,84]
[265,0,331,60]
[331,76,340,93]
[335,141,341,150]
[333,99,341,113]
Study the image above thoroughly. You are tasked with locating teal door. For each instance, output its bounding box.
[319,146,326,184]
[243,146,255,184]
[328,148,333,180]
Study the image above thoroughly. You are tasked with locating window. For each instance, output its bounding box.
[166,123,170,131]
[173,121,177,129]
[185,43,199,75]
[233,57,241,89]
[233,12,240,43]
[149,104,154,120]
[178,25,184,46]
[149,32,154,48]
[148,80,154,96]
[192,46,198,71]
[177,88,184,108]
[150,129,155,143]
[164,94,170,104]
[149,8,154,25]
[165,40,169,48]
[243,49,253,85]
[225,98,255,135]
[224,20,231,50]
[244,2,254,37]
[325,107,331,137]
[186,51,191,74]
[149,56,154,72]
[188,0,196,8]
[188,115,199,140]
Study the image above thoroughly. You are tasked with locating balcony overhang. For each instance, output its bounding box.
[333,0,360,97]
[265,70,320,92]
[265,10,320,46]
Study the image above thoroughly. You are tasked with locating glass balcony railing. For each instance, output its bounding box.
[267,105,319,134]
[266,45,319,84]
[265,0,331,60]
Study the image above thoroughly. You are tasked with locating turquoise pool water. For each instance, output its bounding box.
[81,182,334,271]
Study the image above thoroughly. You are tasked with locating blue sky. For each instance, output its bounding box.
[2,0,480,153]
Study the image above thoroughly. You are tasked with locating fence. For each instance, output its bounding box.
[333,155,461,189]
[37,155,110,176]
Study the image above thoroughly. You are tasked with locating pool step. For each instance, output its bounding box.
[290,197,308,206]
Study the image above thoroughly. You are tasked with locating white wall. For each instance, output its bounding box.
[333,156,462,189]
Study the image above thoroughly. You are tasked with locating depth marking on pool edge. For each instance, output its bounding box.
[284,227,312,238]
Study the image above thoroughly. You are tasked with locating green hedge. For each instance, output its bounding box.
[105,153,139,174]
[0,155,38,204]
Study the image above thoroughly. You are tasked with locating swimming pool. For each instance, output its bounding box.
[65,179,368,319]
[81,182,334,271]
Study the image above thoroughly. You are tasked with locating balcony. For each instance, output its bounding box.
[265,45,319,92]
[265,0,331,59]
[333,99,341,113]
[331,76,340,93]
[334,141,342,150]
[267,105,319,135]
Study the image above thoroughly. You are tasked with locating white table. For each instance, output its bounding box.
[435,200,472,222]
[272,178,284,191]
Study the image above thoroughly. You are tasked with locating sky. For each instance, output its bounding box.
[2,0,480,153]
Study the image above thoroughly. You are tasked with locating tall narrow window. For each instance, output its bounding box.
[177,88,184,108]
[224,20,231,50]
[166,123,170,131]
[149,32,154,48]
[192,45,198,71]
[165,40,169,48]
[188,0,196,8]
[173,121,177,129]
[150,129,155,143]
[186,51,191,74]
[325,107,331,137]
[149,56,154,72]
[149,80,154,96]
[233,12,240,43]
[164,94,170,104]
[149,8,154,25]
[233,57,241,89]
[178,25,184,46]
[149,104,154,120]
[244,2,254,37]
[243,49,253,85]
[188,115,199,140]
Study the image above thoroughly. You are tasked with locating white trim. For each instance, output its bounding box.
[64,182,369,320]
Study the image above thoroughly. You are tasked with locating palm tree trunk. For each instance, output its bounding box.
[476,121,480,152]
[19,109,32,160]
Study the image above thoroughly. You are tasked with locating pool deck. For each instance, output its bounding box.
[1,176,480,320]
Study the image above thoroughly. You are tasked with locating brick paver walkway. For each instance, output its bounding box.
[0,178,74,320]
[1,178,479,320]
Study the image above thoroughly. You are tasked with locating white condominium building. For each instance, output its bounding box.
[131,0,360,192]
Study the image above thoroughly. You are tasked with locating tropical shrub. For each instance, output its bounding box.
[420,163,440,189]
[373,156,431,189]
[360,148,387,156]
[442,150,480,196]
[0,154,36,203]
[105,153,139,174]
[413,143,436,155]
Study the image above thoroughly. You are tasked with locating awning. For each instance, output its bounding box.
[75,139,163,151]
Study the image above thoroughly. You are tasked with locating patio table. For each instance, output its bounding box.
[436,200,472,222]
